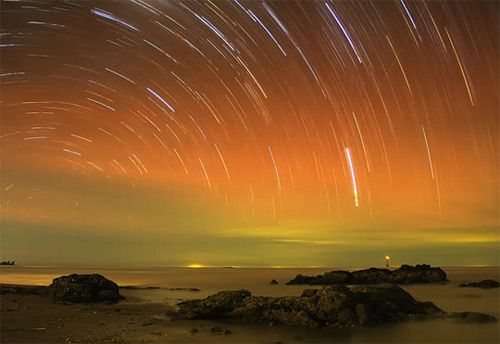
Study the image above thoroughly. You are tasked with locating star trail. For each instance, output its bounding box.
[0,0,498,266]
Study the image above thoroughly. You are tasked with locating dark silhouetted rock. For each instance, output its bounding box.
[458,279,499,289]
[48,274,124,304]
[270,279,279,285]
[448,312,497,323]
[0,261,15,266]
[287,264,447,285]
[173,284,451,328]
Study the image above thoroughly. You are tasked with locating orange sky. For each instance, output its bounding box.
[1,0,498,267]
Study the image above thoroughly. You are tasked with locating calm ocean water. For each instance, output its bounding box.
[1,265,499,343]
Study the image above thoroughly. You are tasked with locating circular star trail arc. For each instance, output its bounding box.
[0,0,498,230]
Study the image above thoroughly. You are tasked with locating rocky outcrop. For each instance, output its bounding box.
[174,289,251,319]
[48,274,124,304]
[173,284,451,328]
[458,280,499,289]
[287,264,447,285]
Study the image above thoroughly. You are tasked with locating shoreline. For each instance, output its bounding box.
[2,282,499,344]
[1,266,499,343]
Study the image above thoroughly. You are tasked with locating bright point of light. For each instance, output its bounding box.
[186,264,205,268]
[385,256,390,260]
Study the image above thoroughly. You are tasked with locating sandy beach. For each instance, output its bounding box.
[1,266,499,343]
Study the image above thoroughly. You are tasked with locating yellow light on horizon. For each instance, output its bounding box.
[186,264,205,268]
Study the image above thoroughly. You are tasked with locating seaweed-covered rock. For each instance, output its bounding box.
[458,280,499,289]
[48,274,124,304]
[173,284,448,328]
[287,264,447,285]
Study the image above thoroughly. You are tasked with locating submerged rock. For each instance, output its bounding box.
[270,279,279,285]
[48,274,124,304]
[287,264,447,285]
[458,280,499,289]
[173,284,450,328]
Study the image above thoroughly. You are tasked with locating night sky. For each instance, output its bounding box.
[1,0,498,267]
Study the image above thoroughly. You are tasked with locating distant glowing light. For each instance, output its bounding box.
[345,147,359,207]
[186,264,205,268]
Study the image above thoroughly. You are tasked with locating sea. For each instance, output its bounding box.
[1,265,499,343]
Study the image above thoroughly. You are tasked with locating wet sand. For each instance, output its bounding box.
[1,266,499,343]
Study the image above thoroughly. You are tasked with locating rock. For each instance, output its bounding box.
[174,289,251,319]
[189,328,200,334]
[319,271,351,284]
[448,312,497,323]
[350,268,392,284]
[287,264,447,285]
[270,279,279,285]
[173,284,448,328]
[48,274,124,304]
[286,274,316,285]
[458,279,499,289]
[391,264,447,284]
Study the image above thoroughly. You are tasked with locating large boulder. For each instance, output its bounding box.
[287,264,447,285]
[48,274,124,304]
[458,279,499,289]
[173,284,450,328]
